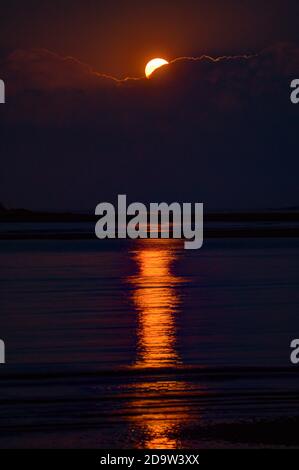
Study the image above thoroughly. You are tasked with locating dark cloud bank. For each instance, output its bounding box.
[0,44,298,211]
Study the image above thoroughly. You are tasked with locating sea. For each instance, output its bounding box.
[0,222,299,448]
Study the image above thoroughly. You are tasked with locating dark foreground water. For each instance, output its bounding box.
[0,237,299,448]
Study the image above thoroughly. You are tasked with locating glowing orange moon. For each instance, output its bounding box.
[145,58,169,78]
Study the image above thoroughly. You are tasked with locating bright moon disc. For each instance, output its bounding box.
[145,58,169,78]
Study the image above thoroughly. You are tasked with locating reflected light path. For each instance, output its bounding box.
[127,239,191,449]
[129,239,183,368]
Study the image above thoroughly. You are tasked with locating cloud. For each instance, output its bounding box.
[0,44,299,210]
[1,44,298,124]
[2,48,116,92]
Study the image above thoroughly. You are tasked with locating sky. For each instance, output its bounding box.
[0,1,299,211]
[1,0,299,77]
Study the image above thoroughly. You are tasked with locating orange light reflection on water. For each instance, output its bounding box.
[129,239,183,368]
[127,239,191,449]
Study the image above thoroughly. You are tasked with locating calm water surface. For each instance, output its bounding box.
[0,237,299,448]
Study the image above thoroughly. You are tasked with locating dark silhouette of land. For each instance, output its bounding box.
[1,203,299,240]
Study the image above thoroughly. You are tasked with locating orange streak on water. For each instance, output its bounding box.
[129,239,183,368]
[127,240,191,449]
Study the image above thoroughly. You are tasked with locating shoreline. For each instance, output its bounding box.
[1,228,299,240]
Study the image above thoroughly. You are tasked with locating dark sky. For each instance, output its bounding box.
[1,0,299,77]
[1,1,299,211]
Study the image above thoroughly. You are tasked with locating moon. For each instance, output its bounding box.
[145,58,169,78]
